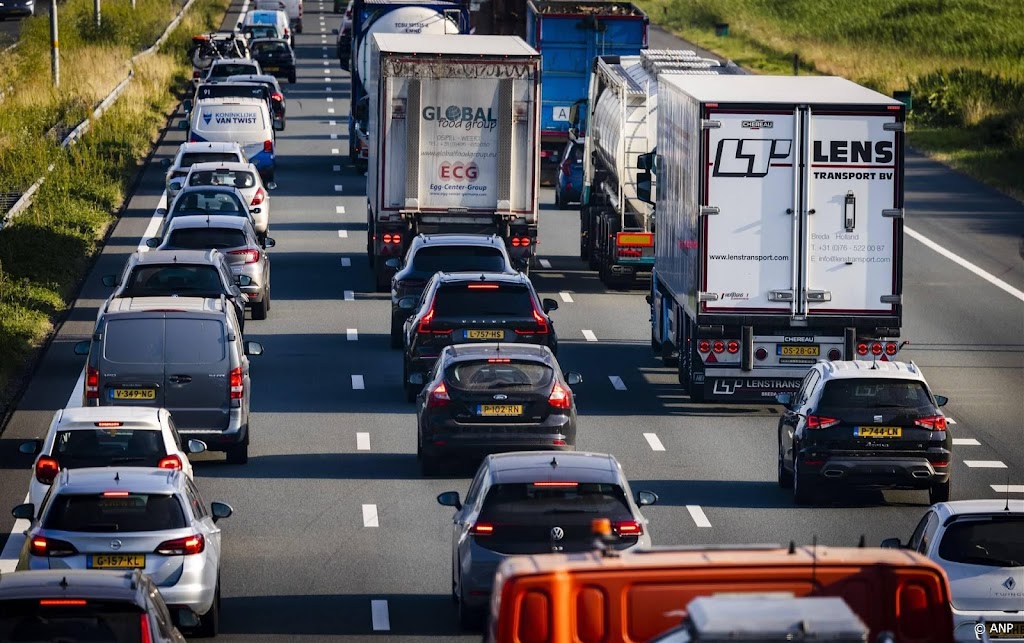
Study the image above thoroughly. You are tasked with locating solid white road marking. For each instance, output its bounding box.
[334,184,343,192]
[582,329,597,342]
[328,108,335,114]
[370,599,390,630]
[336,205,345,214]
[362,504,378,527]
[946,417,957,425]
[906,226,1024,303]
[952,438,980,446]
[352,375,365,390]
[356,432,371,451]
[964,460,1007,468]
[0,493,30,573]
[331,147,339,154]
[341,258,351,267]
[643,433,665,451]
[138,192,168,252]
[337,230,348,238]
[686,505,712,528]
[344,290,354,301]
[991,485,1024,493]
[609,375,627,391]
[347,328,358,341]
[539,259,551,269]
[559,291,573,303]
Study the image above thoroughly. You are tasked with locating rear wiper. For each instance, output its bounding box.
[542,508,598,514]
[109,457,146,463]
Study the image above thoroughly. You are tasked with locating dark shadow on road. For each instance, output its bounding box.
[633,478,925,510]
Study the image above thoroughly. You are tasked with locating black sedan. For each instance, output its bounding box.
[249,38,297,84]
[411,343,581,475]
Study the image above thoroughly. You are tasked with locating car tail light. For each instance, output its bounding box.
[467,283,498,290]
[548,381,572,409]
[155,534,205,555]
[712,340,725,353]
[726,340,739,354]
[141,613,153,643]
[228,248,261,264]
[192,70,201,79]
[540,150,552,159]
[30,536,77,557]
[426,382,450,409]
[914,415,947,431]
[871,342,883,355]
[856,342,869,356]
[158,455,183,470]
[39,599,88,606]
[885,342,898,356]
[613,520,643,537]
[806,415,840,429]
[828,348,842,360]
[470,523,494,536]
[417,303,436,334]
[86,366,99,399]
[532,481,578,487]
[271,91,284,103]
[251,187,266,205]
[229,367,243,399]
[931,460,949,468]
[263,139,273,153]
[697,340,711,353]
[35,456,60,485]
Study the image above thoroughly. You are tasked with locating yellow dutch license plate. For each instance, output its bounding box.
[780,345,820,357]
[479,404,523,416]
[113,389,155,400]
[90,554,145,569]
[855,426,902,438]
[263,66,279,72]
[467,329,504,340]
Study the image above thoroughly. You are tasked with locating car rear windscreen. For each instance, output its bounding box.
[411,246,507,275]
[165,227,247,250]
[123,265,224,296]
[252,41,291,56]
[938,516,1024,567]
[103,318,225,364]
[480,483,633,522]
[43,493,187,532]
[209,63,259,78]
[434,284,533,317]
[180,152,241,167]
[818,379,933,411]
[164,319,226,364]
[189,169,256,189]
[244,25,279,39]
[447,361,553,391]
[103,319,165,364]
[54,428,167,468]
[0,600,145,642]
[171,191,242,215]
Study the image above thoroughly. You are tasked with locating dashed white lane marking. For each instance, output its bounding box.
[333,165,341,172]
[559,291,573,303]
[0,493,30,573]
[362,504,378,527]
[324,70,331,76]
[328,107,335,114]
[686,505,712,528]
[356,432,371,451]
[329,120,337,126]
[336,205,345,214]
[370,599,390,630]
[905,227,1024,303]
[323,60,329,65]
[352,374,365,390]
[991,485,1024,493]
[334,184,343,192]
[952,438,980,446]
[964,460,1007,468]
[344,290,355,301]
[609,375,627,391]
[330,133,338,139]
[338,230,347,238]
[341,258,351,267]
[137,192,167,252]
[347,328,358,341]
[539,258,552,269]
[643,433,665,451]
[331,147,339,154]
[327,97,334,102]
[581,329,597,342]
[326,85,332,92]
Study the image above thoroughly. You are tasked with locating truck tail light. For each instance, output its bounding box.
[697,340,711,353]
[828,348,842,360]
[510,236,529,247]
[914,415,947,431]
[726,340,739,354]
[426,382,450,409]
[228,248,260,264]
[155,534,205,555]
[229,367,243,399]
[885,342,898,356]
[158,455,183,470]
[30,536,77,557]
[382,233,401,245]
[871,342,883,355]
[250,187,266,205]
[548,381,572,409]
[35,456,60,484]
[86,366,99,399]
[856,342,869,356]
[806,415,840,430]
[614,520,643,536]
[712,340,725,353]
[754,347,768,360]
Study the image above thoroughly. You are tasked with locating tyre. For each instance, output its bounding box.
[251,291,269,320]
[374,267,390,293]
[555,189,567,209]
[390,318,403,349]
[458,588,483,631]
[289,73,296,84]
[929,479,951,504]
[777,433,793,489]
[420,454,440,477]
[193,585,220,637]
[793,467,813,505]
[226,429,249,465]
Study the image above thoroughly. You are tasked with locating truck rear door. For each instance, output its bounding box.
[803,109,902,315]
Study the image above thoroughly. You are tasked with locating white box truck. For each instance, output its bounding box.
[646,75,906,402]
[365,33,541,291]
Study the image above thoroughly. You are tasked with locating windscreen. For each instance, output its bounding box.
[938,517,1024,567]
[252,41,290,56]
[170,190,243,215]
[479,483,633,522]
[433,285,533,317]
[208,63,259,78]
[165,227,247,250]
[0,600,144,643]
[164,319,226,364]
[189,169,256,189]
[196,84,268,102]
[43,493,187,532]
[53,428,168,468]
[818,379,933,412]
[447,361,553,391]
[411,246,507,275]
[180,152,241,167]
[245,25,279,39]
[122,265,224,296]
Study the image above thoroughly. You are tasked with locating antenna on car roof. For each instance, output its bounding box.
[1005,471,1012,512]
[549,456,558,469]
[59,576,68,589]
[114,472,120,483]
[857,534,866,548]
[788,540,796,554]
[811,535,818,587]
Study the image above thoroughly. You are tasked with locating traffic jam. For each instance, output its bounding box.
[0,0,1021,640]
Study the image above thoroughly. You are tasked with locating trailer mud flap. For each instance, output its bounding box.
[703,377,802,402]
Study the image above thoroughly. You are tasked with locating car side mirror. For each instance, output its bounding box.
[385,258,401,269]
[542,298,559,314]
[19,440,42,455]
[210,501,233,522]
[636,491,658,507]
[934,395,948,407]
[160,158,171,169]
[645,294,652,305]
[145,238,162,248]
[565,372,583,386]
[880,537,903,549]
[408,372,425,387]
[273,120,285,132]
[250,207,262,214]
[178,120,189,130]
[244,341,264,356]
[775,393,793,407]
[74,340,91,356]
[263,237,276,248]
[187,439,207,455]
[236,275,253,287]
[266,181,277,190]
[101,274,118,288]
[156,207,168,216]
[12,503,34,520]
[332,28,338,34]
[398,296,418,310]
[183,99,193,112]
[168,179,184,193]
[437,491,462,510]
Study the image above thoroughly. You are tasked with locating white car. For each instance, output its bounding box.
[182,161,276,240]
[161,141,246,199]
[19,406,206,509]
[883,499,1024,642]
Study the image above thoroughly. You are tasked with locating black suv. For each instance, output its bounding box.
[388,234,517,348]
[249,38,297,84]
[400,272,559,402]
[776,360,951,505]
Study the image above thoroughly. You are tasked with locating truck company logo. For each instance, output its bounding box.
[712,378,801,396]
[741,119,773,130]
[713,138,793,178]
[206,112,258,126]
[813,140,894,164]
[720,292,749,300]
[423,106,497,130]
[783,336,815,343]
[439,161,479,182]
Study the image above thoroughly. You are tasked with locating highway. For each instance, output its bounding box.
[0,2,1021,640]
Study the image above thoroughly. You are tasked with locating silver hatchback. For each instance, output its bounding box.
[13,467,233,635]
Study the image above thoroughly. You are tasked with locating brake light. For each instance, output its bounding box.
[871,342,883,355]
[102,491,130,497]
[382,233,401,244]
[155,533,205,555]
[39,599,87,606]
[548,381,572,409]
[86,366,99,399]
[228,248,261,264]
[712,340,725,353]
[515,304,550,336]
[229,367,243,399]
[885,341,898,356]
[417,304,436,334]
[510,236,529,247]
[271,91,283,103]
[35,457,60,484]
[426,382,450,409]
[470,523,494,536]
[158,455,183,470]
[914,415,947,431]
[614,520,643,536]
[487,358,511,363]
[192,70,201,79]
[726,340,740,354]
[532,481,578,487]
[251,187,266,206]
[856,342,869,356]
[30,536,77,557]
[95,421,122,427]
[697,340,711,353]
[806,414,840,429]
[467,283,498,289]
[141,613,153,643]
[263,139,273,153]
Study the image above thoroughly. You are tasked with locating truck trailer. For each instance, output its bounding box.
[578,50,740,287]
[365,34,541,290]
[648,75,905,403]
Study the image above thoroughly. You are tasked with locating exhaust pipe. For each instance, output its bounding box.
[823,469,844,478]
[912,470,931,479]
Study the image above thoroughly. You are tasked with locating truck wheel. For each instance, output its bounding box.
[929,479,951,504]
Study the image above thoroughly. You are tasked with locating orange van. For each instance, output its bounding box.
[487,544,954,643]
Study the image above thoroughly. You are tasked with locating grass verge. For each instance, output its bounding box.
[637,0,1024,199]
[0,0,231,415]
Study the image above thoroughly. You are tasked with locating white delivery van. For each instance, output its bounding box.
[182,97,282,181]
[256,0,301,33]
[240,9,291,43]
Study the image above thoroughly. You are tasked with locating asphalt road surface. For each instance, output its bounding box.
[0,3,1021,640]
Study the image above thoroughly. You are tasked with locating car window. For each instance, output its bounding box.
[123,265,224,296]
[817,378,933,411]
[800,371,820,406]
[185,480,207,519]
[253,41,290,55]
[447,361,553,390]
[164,319,226,364]
[171,192,242,215]
[464,465,488,509]
[433,284,533,317]
[180,152,242,167]
[189,170,256,189]
[43,493,187,532]
[569,143,584,164]
[54,429,167,467]
[0,600,147,642]
[165,227,248,250]
[209,63,259,77]
[103,319,165,364]
[411,246,507,275]
[167,417,185,451]
[479,483,633,522]
[937,517,1024,567]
